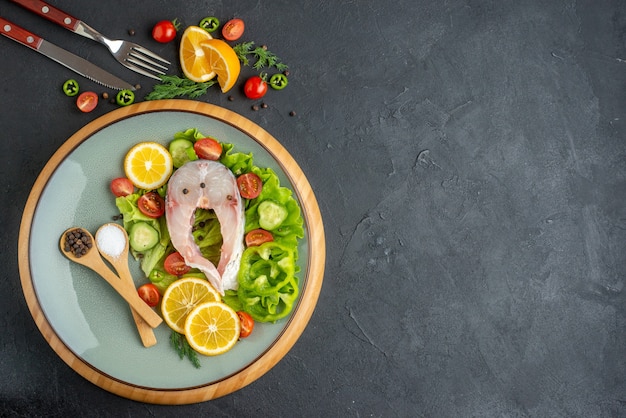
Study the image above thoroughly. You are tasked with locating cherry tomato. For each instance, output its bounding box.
[137,192,165,218]
[237,311,254,338]
[138,283,160,307]
[163,252,191,276]
[110,177,134,197]
[76,91,98,112]
[245,229,273,247]
[222,18,244,41]
[243,76,268,100]
[194,137,223,160]
[152,20,177,43]
[237,172,263,199]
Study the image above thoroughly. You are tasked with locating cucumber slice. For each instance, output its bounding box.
[169,138,194,168]
[129,222,159,252]
[258,200,288,230]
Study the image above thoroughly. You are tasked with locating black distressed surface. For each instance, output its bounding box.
[2,0,626,416]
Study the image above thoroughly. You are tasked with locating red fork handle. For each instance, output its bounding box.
[0,17,43,50]
[9,0,80,31]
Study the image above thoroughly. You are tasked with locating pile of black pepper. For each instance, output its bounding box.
[63,228,93,258]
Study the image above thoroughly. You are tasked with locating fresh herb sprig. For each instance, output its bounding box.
[233,41,288,71]
[145,75,218,101]
[170,330,201,368]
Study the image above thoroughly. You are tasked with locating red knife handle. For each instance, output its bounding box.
[0,17,43,50]
[9,0,79,31]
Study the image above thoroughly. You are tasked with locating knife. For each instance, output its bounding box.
[0,17,135,91]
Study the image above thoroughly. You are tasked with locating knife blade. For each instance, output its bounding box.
[0,17,135,91]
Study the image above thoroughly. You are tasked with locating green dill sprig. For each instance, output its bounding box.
[145,75,217,101]
[170,330,201,369]
[233,41,288,71]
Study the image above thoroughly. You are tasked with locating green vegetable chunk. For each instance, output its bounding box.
[129,222,159,252]
[257,200,288,230]
[116,89,135,106]
[169,138,194,168]
[237,242,298,322]
[62,79,79,96]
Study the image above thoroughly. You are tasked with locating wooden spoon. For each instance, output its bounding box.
[95,223,157,347]
[59,227,163,329]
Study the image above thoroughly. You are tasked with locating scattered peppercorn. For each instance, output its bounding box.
[261,102,268,109]
[63,228,93,258]
[102,92,109,100]
[128,29,136,36]
[228,95,234,101]
[183,188,189,194]
[135,84,141,90]
[289,111,296,117]
[283,70,290,77]
[252,105,259,111]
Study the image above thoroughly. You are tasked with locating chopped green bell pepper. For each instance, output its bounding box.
[237,242,299,322]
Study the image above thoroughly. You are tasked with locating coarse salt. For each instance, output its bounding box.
[96,224,126,257]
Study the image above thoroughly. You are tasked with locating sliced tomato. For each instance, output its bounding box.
[237,311,254,338]
[237,172,263,199]
[194,137,222,160]
[110,177,134,197]
[137,192,165,218]
[245,229,273,247]
[222,18,244,41]
[163,252,191,276]
[76,91,98,112]
[138,283,160,307]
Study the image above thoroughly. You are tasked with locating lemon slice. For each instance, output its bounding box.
[123,142,173,190]
[199,39,241,93]
[179,26,215,82]
[161,277,221,333]
[184,301,240,356]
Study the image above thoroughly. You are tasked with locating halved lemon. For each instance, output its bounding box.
[199,39,241,93]
[123,142,173,190]
[184,301,240,356]
[179,26,215,82]
[161,277,221,333]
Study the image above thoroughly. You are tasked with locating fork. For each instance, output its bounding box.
[10,0,170,80]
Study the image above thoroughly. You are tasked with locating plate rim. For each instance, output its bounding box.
[17,99,326,404]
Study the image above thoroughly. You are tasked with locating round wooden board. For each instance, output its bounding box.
[17,99,325,404]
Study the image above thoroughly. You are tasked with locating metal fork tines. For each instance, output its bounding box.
[76,21,170,81]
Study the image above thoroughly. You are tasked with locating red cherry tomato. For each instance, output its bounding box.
[137,192,165,218]
[237,172,263,199]
[194,137,223,160]
[222,18,244,41]
[152,20,177,43]
[237,311,254,338]
[163,252,191,276]
[76,91,98,112]
[243,76,268,100]
[138,283,160,307]
[110,177,134,197]
[245,229,273,247]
